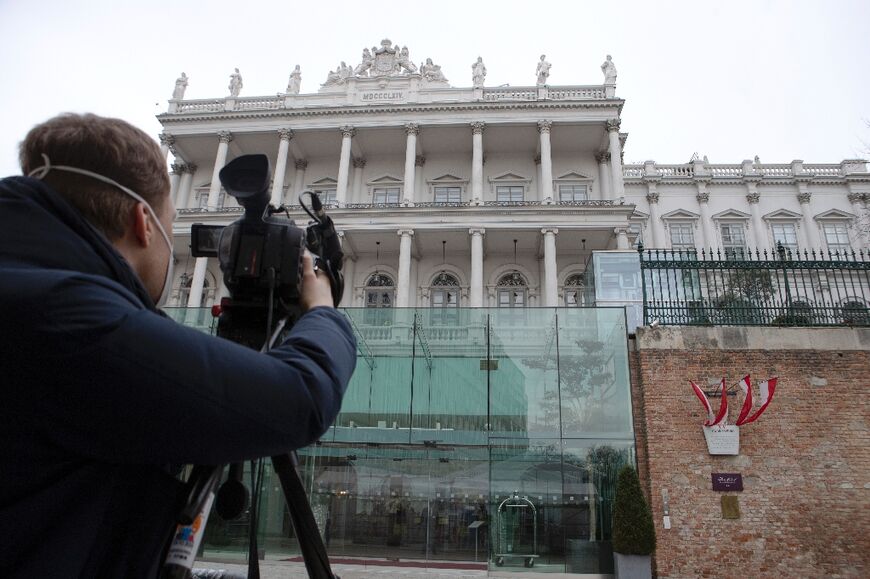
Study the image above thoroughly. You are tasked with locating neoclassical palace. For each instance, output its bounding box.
[158,40,869,312]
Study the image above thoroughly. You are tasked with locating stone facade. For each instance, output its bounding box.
[630,327,870,578]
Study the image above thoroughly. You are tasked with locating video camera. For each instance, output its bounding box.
[190,153,344,348]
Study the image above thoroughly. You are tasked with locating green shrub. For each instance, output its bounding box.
[611,466,656,555]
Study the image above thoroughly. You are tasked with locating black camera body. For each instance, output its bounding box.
[190,154,343,348]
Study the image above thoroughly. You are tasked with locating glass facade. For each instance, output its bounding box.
[180,307,635,574]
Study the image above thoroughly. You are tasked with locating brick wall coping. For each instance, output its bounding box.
[634,326,870,351]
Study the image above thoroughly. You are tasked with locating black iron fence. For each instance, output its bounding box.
[638,244,870,327]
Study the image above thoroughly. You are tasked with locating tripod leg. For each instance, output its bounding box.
[271,453,336,579]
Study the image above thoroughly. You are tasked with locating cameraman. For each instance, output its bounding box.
[0,113,357,577]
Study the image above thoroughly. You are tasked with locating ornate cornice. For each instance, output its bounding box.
[470,121,486,134]
[217,130,233,144]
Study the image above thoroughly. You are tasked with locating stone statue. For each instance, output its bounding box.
[601,54,617,84]
[324,68,341,86]
[471,56,487,88]
[286,65,301,94]
[535,55,551,86]
[354,47,373,77]
[228,68,243,97]
[172,72,188,100]
[338,61,352,80]
[396,46,417,74]
[420,58,447,82]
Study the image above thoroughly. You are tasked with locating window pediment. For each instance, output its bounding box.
[555,171,593,181]
[661,208,700,220]
[489,172,530,183]
[712,208,751,220]
[814,208,855,221]
[428,174,467,183]
[763,208,802,220]
[367,174,403,185]
[310,177,337,186]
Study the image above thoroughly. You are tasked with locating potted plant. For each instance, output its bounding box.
[612,466,656,579]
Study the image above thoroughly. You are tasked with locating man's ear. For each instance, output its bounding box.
[130,202,154,248]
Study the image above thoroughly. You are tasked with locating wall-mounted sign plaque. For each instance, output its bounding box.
[712,473,743,491]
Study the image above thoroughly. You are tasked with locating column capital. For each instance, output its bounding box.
[596,152,611,163]
[541,227,559,235]
[537,120,553,134]
[159,133,175,146]
[470,121,486,134]
[469,228,486,236]
[340,125,356,138]
[646,192,660,204]
[397,229,415,238]
[404,122,420,136]
[797,191,812,204]
[352,157,367,169]
[605,118,621,132]
[217,131,233,144]
[170,162,185,174]
[295,159,309,170]
[696,192,710,203]
[415,155,426,167]
[746,192,760,204]
[186,163,198,173]
[847,191,865,204]
[278,128,294,141]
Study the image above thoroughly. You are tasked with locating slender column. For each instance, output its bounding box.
[534,154,543,200]
[606,119,625,198]
[403,123,419,204]
[339,232,355,306]
[207,131,233,210]
[159,133,175,161]
[176,163,196,209]
[352,158,366,203]
[469,228,485,307]
[696,185,715,252]
[169,163,183,206]
[646,187,662,248]
[596,152,611,200]
[746,186,766,250]
[797,189,821,250]
[187,256,209,308]
[293,159,308,196]
[415,156,426,202]
[615,227,630,250]
[542,228,559,306]
[336,126,355,206]
[470,122,485,203]
[270,129,294,206]
[396,229,414,308]
[537,120,554,202]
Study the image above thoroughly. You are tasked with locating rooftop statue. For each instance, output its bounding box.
[396,46,417,74]
[172,72,188,100]
[536,55,551,86]
[472,56,487,88]
[420,58,447,82]
[228,68,243,97]
[601,54,617,85]
[354,48,373,77]
[286,65,301,94]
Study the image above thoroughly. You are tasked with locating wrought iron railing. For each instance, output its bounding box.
[638,244,870,327]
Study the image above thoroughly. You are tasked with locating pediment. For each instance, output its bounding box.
[763,208,802,220]
[631,209,649,219]
[367,174,403,184]
[814,208,855,221]
[555,171,593,180]
[712,208,751,220]
[661,208,700,220]
[310,177,337,185]
[489,172,529,182]
[429,173,466,182]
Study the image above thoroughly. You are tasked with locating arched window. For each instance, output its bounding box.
[563,273,587,307]
[365,273,395,309]
[496,271,527,308]
[430,272,460,325]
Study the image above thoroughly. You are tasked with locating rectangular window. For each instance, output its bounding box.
[434,186,461,204]
[720,223,747,259]
[823,223,851,254]
[770,223,798,255]
[314,188,337,205]
[669,223,695,249]
[559,184,588,202]
[196,188,226,209]
[496,185,524,203]
[373,187,400,205]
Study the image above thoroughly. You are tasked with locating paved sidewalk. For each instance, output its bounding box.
[196,559,487,578]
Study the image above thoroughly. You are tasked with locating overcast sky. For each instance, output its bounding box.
[1,0,868,177]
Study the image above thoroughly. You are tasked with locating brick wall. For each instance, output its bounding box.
[630,327,870,579]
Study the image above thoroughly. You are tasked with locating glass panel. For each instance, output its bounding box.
[434,187,461,204]
[559,184,588,202]
[669,223,695,248]
[771,223,798,254]
[824,223,851,253]
[496,186,524,202]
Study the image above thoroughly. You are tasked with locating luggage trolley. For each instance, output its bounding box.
[494,491,538,568]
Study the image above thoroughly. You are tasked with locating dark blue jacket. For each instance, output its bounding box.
[0,177,357,578]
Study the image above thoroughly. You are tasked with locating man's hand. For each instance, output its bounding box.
[300,250,334,312]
